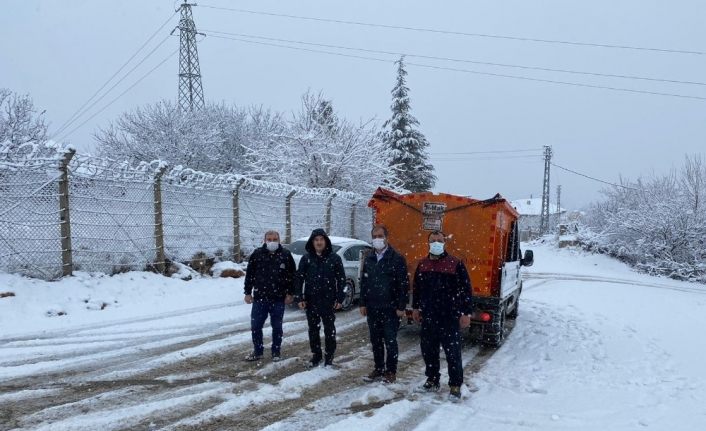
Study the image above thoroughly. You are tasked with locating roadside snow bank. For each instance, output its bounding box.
[0,271,243,338]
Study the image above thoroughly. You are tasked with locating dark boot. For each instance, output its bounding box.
[363,369,384,383]
[307,354,322,368]
[448,385,462,402]
[323,354,333,367]
[244,352,263,362]
[419,376,440,392]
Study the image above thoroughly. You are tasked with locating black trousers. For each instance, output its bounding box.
[420,315,464,387]
[367,307,399,373]
[306,308,336,360]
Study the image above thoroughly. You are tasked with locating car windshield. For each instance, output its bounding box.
[286,240,341,255]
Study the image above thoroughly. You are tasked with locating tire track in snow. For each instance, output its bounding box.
[524,272,706,295]
[0,302,243,345]
[0,311,361,430]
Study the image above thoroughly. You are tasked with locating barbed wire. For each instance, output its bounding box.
[0,144,373,279]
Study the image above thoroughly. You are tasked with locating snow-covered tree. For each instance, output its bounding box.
[94,91,400,194]
[0,88,48,149]
[94,100,253,173]
[243,90,401,194]
[381,56,436,192]
[580,154,706,282]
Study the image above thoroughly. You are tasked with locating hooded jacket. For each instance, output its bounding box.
[244,243,296,302]
[294,228,346,313]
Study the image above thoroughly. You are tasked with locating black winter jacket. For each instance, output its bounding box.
[294,229,346,313]
[244,244,296,301]
[359,246,409,311]
[412,252,473,319]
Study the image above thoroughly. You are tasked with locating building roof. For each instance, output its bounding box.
[511,197,565,216]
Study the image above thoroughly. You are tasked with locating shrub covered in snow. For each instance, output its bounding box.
[579,155,706,283]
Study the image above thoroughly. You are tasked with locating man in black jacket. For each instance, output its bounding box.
[295,228,346,367]
[359,225,409,384]
[412,230,473,402]
[243,230,296,362]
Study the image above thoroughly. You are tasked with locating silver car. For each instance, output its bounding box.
[286,236,372,311]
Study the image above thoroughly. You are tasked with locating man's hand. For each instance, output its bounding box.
[359,306,367,317]
[459,314,471,329]
[244,294,253,305]
[334,302,342,310]
[284,294,294,305]
[396,309,406,318]
[412,309,422,323]
[298,301,307,310]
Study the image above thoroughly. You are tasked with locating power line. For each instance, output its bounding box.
[430,155,542,161]
[53,11,178,137]
[198,4,705,56]
[57,49,179,142]
[430,148,542,155]
[206,34,706,101]
[551,162,641,191]
[55,33,175,140]
[204,29,706,87]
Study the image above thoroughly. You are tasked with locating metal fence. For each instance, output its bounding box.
[0,143,372,280]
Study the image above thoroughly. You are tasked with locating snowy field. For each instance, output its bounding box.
[1,241,705,430]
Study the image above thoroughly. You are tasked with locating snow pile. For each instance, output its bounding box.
[210,260,245,278]
[0,270,243,338]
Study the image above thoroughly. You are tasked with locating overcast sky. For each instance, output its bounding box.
[2,0,705,209]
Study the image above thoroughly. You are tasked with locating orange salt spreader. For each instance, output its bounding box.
[367,188,534,347]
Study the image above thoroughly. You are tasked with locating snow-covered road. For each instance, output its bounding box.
[1,242,705,430]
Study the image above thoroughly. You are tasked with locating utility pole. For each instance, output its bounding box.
[540,145,553,234]
[556,184,562,214]
[174,1,204,111]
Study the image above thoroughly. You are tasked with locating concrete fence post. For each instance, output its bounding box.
[153,165,168,273]
[350,203,357,239]
[325,193,336,234]
[285,190,297,244]
[58,148,76,277]
[232,178,245,262]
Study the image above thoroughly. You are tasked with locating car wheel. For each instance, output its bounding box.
[341,279,355,311]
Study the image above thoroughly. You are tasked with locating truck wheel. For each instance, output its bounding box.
[483,308,506,348]
[507,297,519,319]
[341,279,355,311]
[507,283,522,319]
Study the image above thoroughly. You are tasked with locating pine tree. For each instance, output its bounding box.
[382,56,436,192]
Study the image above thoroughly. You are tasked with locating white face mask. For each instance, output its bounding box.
[266,241,280,252]
[429,241,445,256]
[372,238,386,250]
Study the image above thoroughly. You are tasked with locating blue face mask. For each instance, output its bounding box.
[429,241,445,256]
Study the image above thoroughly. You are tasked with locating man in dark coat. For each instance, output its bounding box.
[412,230,473,402]
[295,228,346,367]
[359,225,409,384]
[243,230,296,362]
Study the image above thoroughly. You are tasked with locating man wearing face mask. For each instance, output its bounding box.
[295,228,346,367]
[412,230,473,402]
[359,225,409,384]
[243,230,296,362]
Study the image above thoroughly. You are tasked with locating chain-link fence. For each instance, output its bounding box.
[0,143,373,280]
[0,146,63,279]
